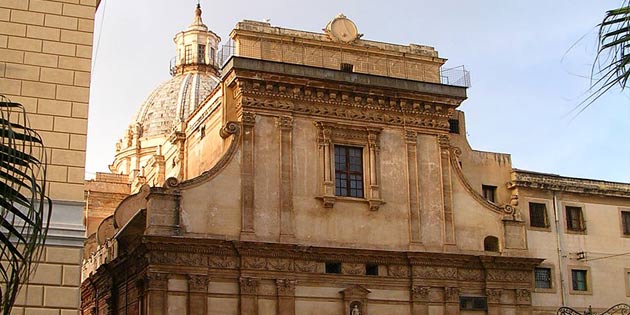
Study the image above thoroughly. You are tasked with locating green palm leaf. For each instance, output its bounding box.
[584,0,630,108]
[0,95,51,315]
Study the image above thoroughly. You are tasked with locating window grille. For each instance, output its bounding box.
[534,267,552,288]
[529,202,548,228]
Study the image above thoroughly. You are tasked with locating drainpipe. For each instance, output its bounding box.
[553,192,567,306]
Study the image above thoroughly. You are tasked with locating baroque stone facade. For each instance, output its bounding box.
[81,7,630,315]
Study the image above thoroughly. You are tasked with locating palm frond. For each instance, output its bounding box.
[0,95,51,315]
[583,0,630,109]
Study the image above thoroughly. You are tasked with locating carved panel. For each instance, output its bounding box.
[294,260,319,273]
[209,255,237,268]
[413,266,457,280]
[149,251,206,266]
[388,265,410,278]
[486,269,530,282]
[268,258,293,271]
[458,268,483,281]
[342,263,364,275]
[242,257,267,270]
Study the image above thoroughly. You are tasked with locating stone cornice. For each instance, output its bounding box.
[509,169,630,198]
[223,57,466,100]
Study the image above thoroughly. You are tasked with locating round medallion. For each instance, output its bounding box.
[326,14,360,43]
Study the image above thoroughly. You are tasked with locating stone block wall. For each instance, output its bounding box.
[0,0,97,313]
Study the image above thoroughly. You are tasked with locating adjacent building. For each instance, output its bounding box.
[81,6,630,315]
[0,0,98,313]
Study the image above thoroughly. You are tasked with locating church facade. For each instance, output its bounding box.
[81,6,630,315]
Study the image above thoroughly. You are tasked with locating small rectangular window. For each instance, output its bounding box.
[325,262,341,274]
[340,63,354,72]
[197,44,206,63]
[571,269,588,291]
[529,202,548,228]
[334,145,364,198]
[622,211,630,235]
[448,119,460,134]
[460,297,487,311]
[534,267,552,289]
[185,45,193,64]
[482,185,496,203]
[566,206,585,232]
[365,264,378,276]
[199,126,205,139]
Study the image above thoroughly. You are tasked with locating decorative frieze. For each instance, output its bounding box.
[413,266,457,280]
[486,269,530,282]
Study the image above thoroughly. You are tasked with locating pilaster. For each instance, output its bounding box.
[405,130,422,244]
[277,116,295,241]
[276,279,297,315]
[240,112,256,239]
[240,277,259,315]
[438,134,456,246]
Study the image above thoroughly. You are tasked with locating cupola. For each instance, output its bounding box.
[172,3,221,75]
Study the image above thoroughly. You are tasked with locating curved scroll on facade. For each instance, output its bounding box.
[449,146,516,216]
[176,121,241,189]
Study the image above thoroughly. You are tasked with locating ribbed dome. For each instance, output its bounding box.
[133,72,219,138]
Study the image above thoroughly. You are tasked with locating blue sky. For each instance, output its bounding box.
[86,0,630,182]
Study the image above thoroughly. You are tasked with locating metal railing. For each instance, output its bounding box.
[217,39,471,88]
[440,65,471,87]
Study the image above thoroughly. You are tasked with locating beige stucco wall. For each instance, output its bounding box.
[519,188,630,312]
[0,0,96,313]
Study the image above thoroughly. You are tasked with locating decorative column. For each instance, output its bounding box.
[145,272,168,315]
[438,134,456,246]
[366,128,383,211]
[411,286,430,315]
[188,275,209,315]
[405,130,421,243]
[486,288,502,315]
[240,112,256,239]
[515,289,532,315]
[239,277,259,315]
[277,116,295,241]
[444,287,460,315]
[315,122,335,207]
[276,279,297,315]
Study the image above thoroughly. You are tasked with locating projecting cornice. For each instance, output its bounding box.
[509,169,630,198]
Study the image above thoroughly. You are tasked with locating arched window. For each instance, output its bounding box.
[484,236,499,252]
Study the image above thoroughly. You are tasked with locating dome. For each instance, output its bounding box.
[133,72,219,138]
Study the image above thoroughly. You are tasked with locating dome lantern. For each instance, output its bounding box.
[172,3,221,75]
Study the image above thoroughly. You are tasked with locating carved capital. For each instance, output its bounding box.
[188,275,209,292]
[276,279,297,296]
[438,134,450,149]
[276,116,293,130]
[404,130,417,143]
[515,289,531,304]
[485,288,502,303]
[239,277,258,295]
[241,111,256,127]
[412,286,430,301]
[444,287,460,303]
[145,272,168,290]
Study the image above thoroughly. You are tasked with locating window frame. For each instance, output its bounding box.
[565,205,586,233]
[568,266,592,295]
[528,201,550,230]
[197,44,206,64]
[315,121,383,210]
[334,145,364,198]
[481,185,497,203]
[620,209,630,237]
[533,267,553,291]
[625,268,630,297]
[533,264,556,293]
[184,45,193,64]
